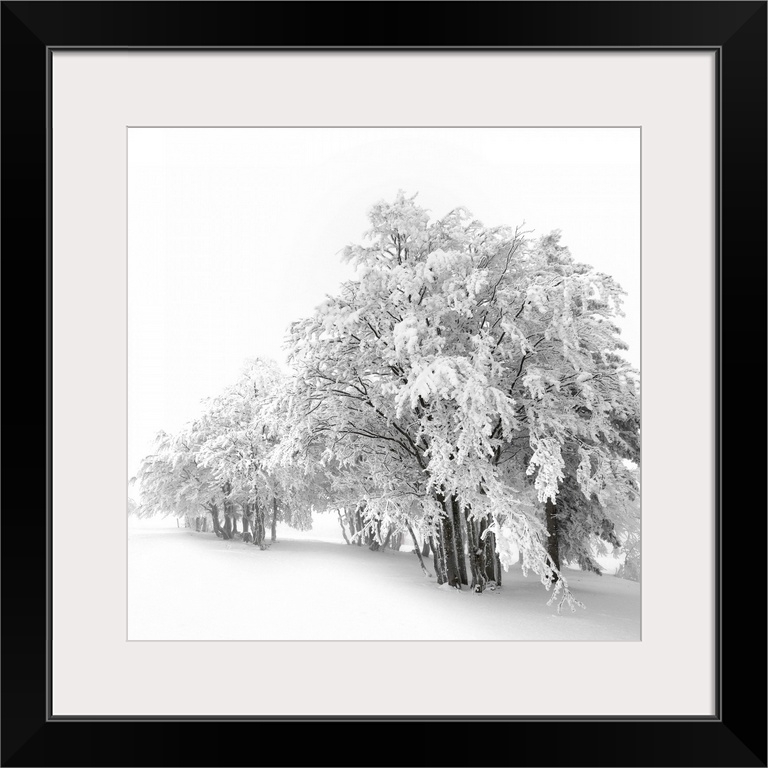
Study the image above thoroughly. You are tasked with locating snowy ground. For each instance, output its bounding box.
[128,515,640,641]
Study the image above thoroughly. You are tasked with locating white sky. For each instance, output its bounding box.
[128,127,640,483]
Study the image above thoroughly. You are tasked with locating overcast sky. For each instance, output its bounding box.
[128,127,640,484]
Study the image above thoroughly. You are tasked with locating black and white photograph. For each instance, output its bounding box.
[127,127,641,642]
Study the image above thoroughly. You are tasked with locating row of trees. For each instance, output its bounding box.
[132,192,640,610]
[132,359,319,547]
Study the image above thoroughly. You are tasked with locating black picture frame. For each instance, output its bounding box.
[2,2,765,766]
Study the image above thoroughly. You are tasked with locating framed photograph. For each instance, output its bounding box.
[125,123,643,645]
[3,2,765,766]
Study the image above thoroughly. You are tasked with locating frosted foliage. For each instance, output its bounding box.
[283,193,639,606]
[489,511,584,614]
[576,448,607,503]
[616,533,641,582]
[392,315,423,358]
[132,358,319,533]
[526,437,566,502]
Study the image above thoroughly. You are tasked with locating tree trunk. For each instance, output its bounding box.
[231,515,238,537]
[271,498,278,542]
[545,497,561,578]
[251,502,262,546]
[441,517,461,589]
[437,493,461,588]
[486,529,502,586]
[221,498,236,540]
[465,514,486,593]
[345,509,357,544]
[369,519,382,551]
[242,505,253,543]
[261,505,266,546]
[480,519,499,587]
[210,503,224,537]
[259,506,267,548]
[478,517,501,586]
[430,535,446,584]
[355,509,363,546]
[450,496,469,586]
[337,509,351,544]
[407,521,432,578]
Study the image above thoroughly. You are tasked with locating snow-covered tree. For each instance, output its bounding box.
[195,358,296,545]
[132,427,221,531]
[285,192,640,609]
[133,358,320,545]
